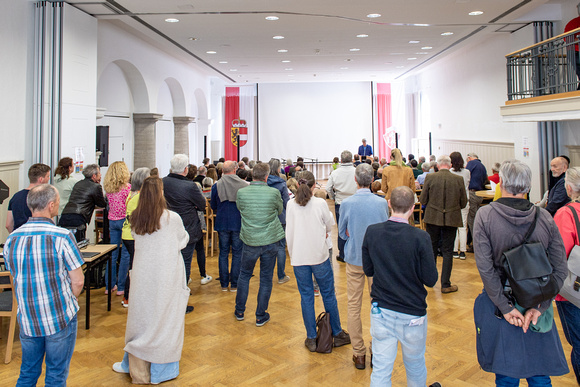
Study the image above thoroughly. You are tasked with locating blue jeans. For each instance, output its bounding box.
[495,374,551,386]
[17,315,77,387]
[370,308,427,387]
[335,204,345,259]
[235,242,277,320]
[276,232,287,280]
[218,230,243,288]
[108,218,131,291]
[556,300,580,384]
[293,257,342,338]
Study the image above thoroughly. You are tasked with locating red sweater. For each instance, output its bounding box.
[554,202,580,301]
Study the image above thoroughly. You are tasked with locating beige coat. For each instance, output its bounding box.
[381,165,415,200]
[124,210,190,364]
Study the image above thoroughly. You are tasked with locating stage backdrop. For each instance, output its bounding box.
[224,85,256,160]
[257,82,373,163]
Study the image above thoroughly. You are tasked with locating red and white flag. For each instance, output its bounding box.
[224,86,256,161]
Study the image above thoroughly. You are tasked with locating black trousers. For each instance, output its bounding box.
[122,239,135,300]
[426,224,457,288]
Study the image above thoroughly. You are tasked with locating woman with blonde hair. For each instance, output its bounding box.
[381,148,415,200]
[112,177,190,384]
[103,161,131,295]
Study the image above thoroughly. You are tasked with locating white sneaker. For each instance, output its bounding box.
[112,362,129,374]
[201,275,213,285]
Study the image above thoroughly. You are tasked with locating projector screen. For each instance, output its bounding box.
[258,82,373,163]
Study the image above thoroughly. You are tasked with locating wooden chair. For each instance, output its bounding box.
[413,202,424,230]
[0,271,17,363]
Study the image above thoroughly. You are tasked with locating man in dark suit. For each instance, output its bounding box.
[419,155,467,294]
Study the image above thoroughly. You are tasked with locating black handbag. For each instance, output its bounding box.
[315,312,333,353]
[501,207,560,309]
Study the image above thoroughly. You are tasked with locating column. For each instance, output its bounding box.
[173,116,195,156]
[133,113,163,169]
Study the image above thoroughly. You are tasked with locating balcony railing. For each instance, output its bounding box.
[506,27,580,101]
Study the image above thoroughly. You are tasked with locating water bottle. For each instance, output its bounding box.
[371,302,381,315]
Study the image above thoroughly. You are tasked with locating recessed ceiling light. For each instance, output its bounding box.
[285,68,293,71]
[350,48,360,52]
[277,49,288,53]
[416,52,429,55]
[219,61,228,64]
[188,37,198,41]
[229,69,237,72]
[367,13,381,18]
[441,32,454,36]
[165,18,179,23]
[469,11,484,16]
[396,66,405,68]
[407,57,417,60]
[421,46,433,50]
[206,51,217,54]
[273,36,284,40]
[340,67,349,70]
[265,16,279,21]
[409,40,420,44]
[281,60,291,63]
[345,58,352,62]
[356,34,369,38]
[414,24,429,27]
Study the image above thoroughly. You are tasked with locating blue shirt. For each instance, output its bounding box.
[7,189,31,230]
[417,171,430,185]
[4,217,84,337]
[210,184,242,232]
[358,144,373,157]
[338,188,389,266]
[466,159,488,191]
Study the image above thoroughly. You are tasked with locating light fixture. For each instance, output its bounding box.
[273,35,284,40]
[414,24,429,27]
[356,34,369,38]
[408,58,417,60]
[219,61,228,64]
[367,13,381,18]
[416,52,429,55]
[265,16,279,21]
[340,67,349,70]
[165,18,179,23]
[278,49,288,53]
[396,66,405,68]
[421,46,432,50]
[285,68,293,71]
[188,37,198,41]
[469,11,483,16]
[206,51,217,54]
[229,69,237,72]
[441,32,454,36]
[349,48,360,52]
[281,60,291,63]
[409,40,420,44]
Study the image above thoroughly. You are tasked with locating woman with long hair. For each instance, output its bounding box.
[286,171,350,351]
[53,157,78,215]
[103,161,132,295]
[381,148,415,200]
[449,151,471,259]
[120,167,150,307]
[112,177,190,384]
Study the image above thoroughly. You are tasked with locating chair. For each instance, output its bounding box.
[0,271,17,363]
[413,202,424,230]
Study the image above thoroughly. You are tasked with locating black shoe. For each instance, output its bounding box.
[429,383,442,387]
[234,311,244,321]
[185,305,194,314]
[336,255,345,263]
[256,312,270,327]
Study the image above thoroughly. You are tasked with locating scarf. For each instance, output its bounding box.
[217,174,248,202]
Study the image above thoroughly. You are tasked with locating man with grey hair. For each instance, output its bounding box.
[466,152,488,241]
[326,150,357,262]
[59,163,106,241]
[338,163,389,369]
[163,154,212,304]
[546,156,570,216]
[194,165,207,185]
[235,162,285,326]
[416,162,432,186]
[420,155,467,293]
[358,138,373,161]
[4,184,85,385]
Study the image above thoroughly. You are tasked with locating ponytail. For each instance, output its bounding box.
[54,157,73,179]
[295,171,315,206]
[391,148,404,168]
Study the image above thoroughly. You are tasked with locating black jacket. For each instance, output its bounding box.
[163,173,207,244]
[61,178,107,224]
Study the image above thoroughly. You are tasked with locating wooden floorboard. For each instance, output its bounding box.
[0,198,578,386]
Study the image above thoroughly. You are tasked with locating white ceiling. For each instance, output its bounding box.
[67,0,565,83]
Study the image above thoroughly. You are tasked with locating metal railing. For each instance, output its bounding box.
[506,27,580,100]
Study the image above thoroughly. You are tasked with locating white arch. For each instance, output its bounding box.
[164,77,186,117]
[107,59,150,113]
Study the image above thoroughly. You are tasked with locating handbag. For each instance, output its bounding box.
[558,205,580,308]
[315,312,333,354]
[501,207,560,309]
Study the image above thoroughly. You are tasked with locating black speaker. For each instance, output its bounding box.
[96,126,109,167]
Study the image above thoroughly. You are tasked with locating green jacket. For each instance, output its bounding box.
[236,181,285,246]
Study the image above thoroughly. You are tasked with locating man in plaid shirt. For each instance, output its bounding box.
[4,184,85,386]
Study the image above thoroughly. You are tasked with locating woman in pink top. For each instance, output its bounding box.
[104,161,132,295]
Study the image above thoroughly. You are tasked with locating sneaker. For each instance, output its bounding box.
[314,289,320,297]
[185,305,194,314]
[278,275,290,284]
[453,251,459,258]
[459,252,466,260]
[441,285,458,294]
[333,330,351,347]
[222,287,229,292]
[112,362,129,374]
[230,287,237,293]
[201,275,213,285]
[305,338,317,352]
[235,311,244,321]
[188,278,192,285]
[256,313,270,327]
[121,298,129,308]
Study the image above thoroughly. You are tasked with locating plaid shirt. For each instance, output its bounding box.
[4,217,84,337]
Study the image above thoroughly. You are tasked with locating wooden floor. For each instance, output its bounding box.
[0,199,578,386]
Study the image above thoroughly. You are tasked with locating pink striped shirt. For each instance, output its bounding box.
[106,184,131,220]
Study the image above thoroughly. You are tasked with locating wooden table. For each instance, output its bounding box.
[81,244,117,329]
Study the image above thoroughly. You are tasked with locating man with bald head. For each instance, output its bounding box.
[546,156,570,216]
[211,160,249,291]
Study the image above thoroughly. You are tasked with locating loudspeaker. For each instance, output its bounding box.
[96,126,109,167]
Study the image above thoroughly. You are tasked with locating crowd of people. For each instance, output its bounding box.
[2,147,580,386]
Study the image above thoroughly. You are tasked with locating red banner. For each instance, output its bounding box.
[224,87,240,160]
[376,83,393,161]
